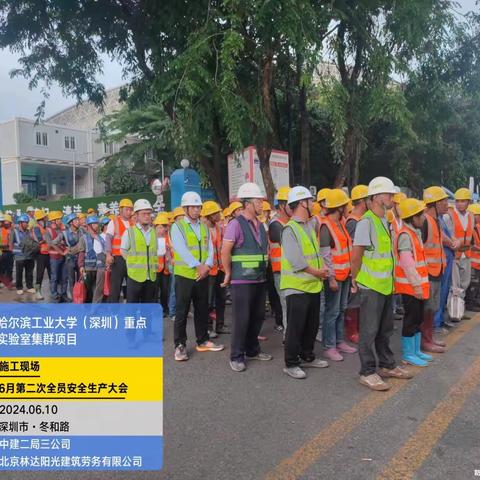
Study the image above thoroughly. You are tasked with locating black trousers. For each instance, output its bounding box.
[155,272,171,315]
[15,259,34,290]
[267,263,282,326]
[174,275,209,347]
[208,271,226,331]
[64,255,79,297]
[0,251,14,282]
[401,294,424,337]
[230,282,266,361]
[284,292,320,367]
[35,253,50,287]
[126,277,156,303]
[107,256,127,303]
[84,270,97,304]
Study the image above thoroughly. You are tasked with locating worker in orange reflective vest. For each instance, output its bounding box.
[320,189,356,362]
[444,188,474,319]
[268,186,291,332]
[202,201,229,336]
[466,203,480,311]
[394,198,432,367]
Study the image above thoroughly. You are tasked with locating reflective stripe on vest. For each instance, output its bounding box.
[280,220,323,293]
[323,216,352,281]
[173,219,209,280]
[125,227,157,282]
[268,217,286,273]
[209,224,224,276]
[471,226,480,270]
[450,208,473,259]
[112,217,131,256]
[356,210,394,295]
[394,225,430,299]
[424,214,446,277]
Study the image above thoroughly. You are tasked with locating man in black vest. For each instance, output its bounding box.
[222,182,272,372]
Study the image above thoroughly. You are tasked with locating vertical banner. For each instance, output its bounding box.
[0,303,163,471]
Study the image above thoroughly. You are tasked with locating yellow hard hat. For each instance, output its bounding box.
[311,202,321,216]
[468,204,480,215]
[398,198,426,220]
[3,214,12,223]
[351,185,369,201]
[317,188,331,202]
[165,211,173,221]
[87,208,95,214]
[386,209,395,224]
[325,189,350,209]
[153,213,170,225]
[346,200,353,214]
[172,207,185,219]
[262,201,271,212]
[276,186,291,202]
[393,192,407,204]
[229,201,243,214]
[454,187,472,201]
[108,214,116,220]
[119,198,134,208]
[34,209,47,220]
[201,201,221,217]
[48,211,63,222]
[223,207,231,218]
[423,186,449,205]
[77,213,86,219]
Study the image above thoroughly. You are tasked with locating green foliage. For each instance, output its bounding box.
[13,192,33,204]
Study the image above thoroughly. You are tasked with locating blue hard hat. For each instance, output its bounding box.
[66,213,77,224]
[100,217,110,225]
[18,214,29,223]
[86,215,99,225]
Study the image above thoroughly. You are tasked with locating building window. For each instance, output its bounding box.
[104,142,114,155]
[65,136,76,149]
[36,132,48,146]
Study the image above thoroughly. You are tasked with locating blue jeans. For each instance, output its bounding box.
[50,257,67,298]
[323,278,350,348]
[434,250,454,328]
[168,268,176,316]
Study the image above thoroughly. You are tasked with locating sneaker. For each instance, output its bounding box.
[283,366,307,379]
[359,373,390,391]
[16,290,23,295]
[300,359,329,368]
[230,360,246,372]
[337,341,357,354]
[378,366,413,379]
[35,291,44,300]
[443,320,456,328]
[247,352,273,361]
[215,326,231,334]
[323,347,343,361]
[274,324,284,333]
[208,330,218,339]
[196,340,224,352]
[25,288,36,294]
[170,315,176,322]
[315,332,322,343]
[174,345,188,361]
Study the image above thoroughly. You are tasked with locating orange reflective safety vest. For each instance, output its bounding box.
[322,216,352,281]
[32,225,49,255]
[390,216,402,238]
[424,214,446,277]
[209,224,224,276]
[0,227,12,251]
[471,225,480,270]
[394,225,430,299]
[268,217,287,273]
[157,235,171,275]
[111,217,133,256]
[449,208,473,259]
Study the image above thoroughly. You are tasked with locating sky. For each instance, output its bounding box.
[0,0,477,123]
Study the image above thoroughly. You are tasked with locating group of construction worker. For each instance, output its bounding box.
[1,176,479,390]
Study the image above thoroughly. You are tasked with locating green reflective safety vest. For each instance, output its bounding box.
[231,215,268,281]
[125,226,157,282]
[355,209,394,295]
[173,218,209,280]
[280,220,323,294]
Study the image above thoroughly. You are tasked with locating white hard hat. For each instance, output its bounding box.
[181,191,202,207]
[26,206,34,212]
[237,182,263,199]
[133,199,153,212]
[367,176,396,196]
[287,186,313,205]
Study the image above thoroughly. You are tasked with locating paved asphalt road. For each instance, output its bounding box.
[1,287,480,480]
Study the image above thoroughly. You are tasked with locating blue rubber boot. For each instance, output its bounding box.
[414,332,433,361]
[401,336,428,367]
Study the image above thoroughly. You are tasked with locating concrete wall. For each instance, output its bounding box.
[0,119,18,159]
[1,157,21,204]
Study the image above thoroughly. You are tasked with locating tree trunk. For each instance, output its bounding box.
[334,124,362,188]
[257,146,275,203]
[297,55,311,187]
[199,155,228,206]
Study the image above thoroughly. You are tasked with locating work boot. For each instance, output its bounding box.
[421,312,445,353]
[401,336,428,367]
[344,308,359,344]
[414,332,434,361]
